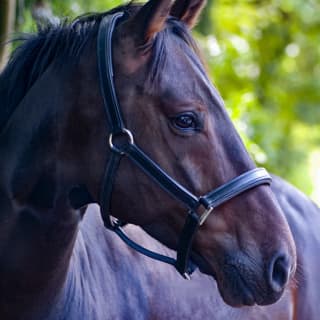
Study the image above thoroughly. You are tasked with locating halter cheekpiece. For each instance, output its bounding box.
[97,12,272,279]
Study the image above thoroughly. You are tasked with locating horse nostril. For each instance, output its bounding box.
[268,254,291,293]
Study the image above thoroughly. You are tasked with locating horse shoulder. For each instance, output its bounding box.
[50,205,172,320]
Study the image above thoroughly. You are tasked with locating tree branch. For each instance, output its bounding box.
[0,0,16,71]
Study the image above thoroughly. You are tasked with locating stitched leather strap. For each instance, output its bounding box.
[201,168,271,209]
[126,143,199,209]
[199,168,272,225]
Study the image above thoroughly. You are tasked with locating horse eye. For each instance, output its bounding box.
[173,113,198,131]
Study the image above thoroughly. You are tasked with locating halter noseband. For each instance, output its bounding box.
[97,13,272,279]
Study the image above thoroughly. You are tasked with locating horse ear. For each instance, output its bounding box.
[128,0,173,46]
[170,0,207,28]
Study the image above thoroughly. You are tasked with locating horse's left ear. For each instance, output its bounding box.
[170,0,207,28]
[128,0,174,46]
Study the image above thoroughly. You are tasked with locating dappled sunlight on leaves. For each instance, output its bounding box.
[196,0,320,200]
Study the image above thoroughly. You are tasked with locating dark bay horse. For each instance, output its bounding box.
[0,0,318,319]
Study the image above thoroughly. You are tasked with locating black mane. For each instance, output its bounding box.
[0,3,198,131]
[0,5,134,131]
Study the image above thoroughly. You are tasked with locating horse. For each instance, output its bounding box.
[0,0,318,319]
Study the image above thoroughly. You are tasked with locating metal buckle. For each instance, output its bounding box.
[109,128,134,155]
[109,215,122,229]
[183,272,191,280]
[199,206,214,226]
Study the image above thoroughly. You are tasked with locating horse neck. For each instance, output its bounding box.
[0,64,84,318]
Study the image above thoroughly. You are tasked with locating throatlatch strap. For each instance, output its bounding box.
[113,226,177,266]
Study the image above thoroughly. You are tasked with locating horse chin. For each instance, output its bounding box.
[215,274,284,308]
[190,251,284,307]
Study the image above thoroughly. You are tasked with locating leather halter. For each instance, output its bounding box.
[97,12,272,279]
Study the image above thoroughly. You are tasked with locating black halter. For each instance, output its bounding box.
[97,12,272,279]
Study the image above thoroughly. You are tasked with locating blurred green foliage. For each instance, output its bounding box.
[15,0,320,202]
[196,0,320,201]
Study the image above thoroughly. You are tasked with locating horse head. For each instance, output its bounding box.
[60,0,296,307]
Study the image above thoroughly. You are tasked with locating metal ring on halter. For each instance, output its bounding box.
[109,128,134,155]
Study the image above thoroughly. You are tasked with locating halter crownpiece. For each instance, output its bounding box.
[97,12,272,279]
